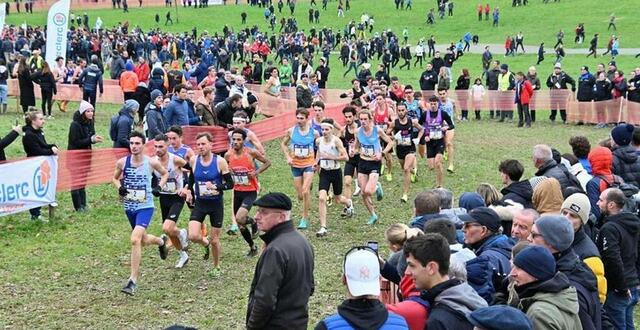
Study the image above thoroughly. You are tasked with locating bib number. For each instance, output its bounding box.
[320,159,337,169]
[198,182,219,197]
[293,144,312,158]
[362,145,375,158]
[232,173,250,186]
[429,127,443,140]
[125,188,147,202]
[395,131,412,146]
[162,179,177,193]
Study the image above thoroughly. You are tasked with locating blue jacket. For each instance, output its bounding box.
[316,299,409,330]
[192,61,209,84]
[113,107,134,148]
[410,213,449,230]
[78,64,104,93]
[465,234,513,303]
[163,96,189,126]
[186,100,201,126]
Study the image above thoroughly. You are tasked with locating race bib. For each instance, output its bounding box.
[293,144,312,158]
[375,123,388,131]
[320,159,338,169]
[429,127,443,140]
[395,131,412,146]
[362,145,375,158]
[125,187,147,202]
[232,173,250,186]
[198,182,219,197]
[162,179,177,193]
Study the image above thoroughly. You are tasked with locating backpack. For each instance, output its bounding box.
[598,175,640,214]
[109,114,121,141]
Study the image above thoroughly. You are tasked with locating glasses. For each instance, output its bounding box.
[530,231,544,239]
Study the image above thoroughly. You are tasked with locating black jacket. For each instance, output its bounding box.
[577,73,596,101]
[535,159,582,194]
[612,145,640,188]
[500,180,534,208]
[67,111,95,150]
[431,57,445,74]
[485,68,500,90]
[572,226,601,260]
[555,249,601,330]
[546,72,576,90]
[315,299,391,330]
[593,79,612,101]
[32,71,57,94]
[296,84,313,108]
[246,221,315,330]
[421,279,487,330]
[419,69,438,91]
[597,212,640,293]
[22,125,56,157]
[0,129,20,161]
[17,69,35,107]
[214,97,240,128]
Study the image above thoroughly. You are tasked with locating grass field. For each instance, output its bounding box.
[1,0,640,328]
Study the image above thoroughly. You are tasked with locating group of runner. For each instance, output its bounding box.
[113,84,457,295]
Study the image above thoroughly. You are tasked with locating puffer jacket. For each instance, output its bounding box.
[421,278,488,330]
[586,146,616,220]
[612,144,640,189]
[517,272,582,330]
[465,234,513,303]
[571,226,607,303]
[144,103,165,139]
[500,180,533,209]
[67,109,96,150]
[532,178,563,215]
[555,249,601,330]
[535,159,581,194]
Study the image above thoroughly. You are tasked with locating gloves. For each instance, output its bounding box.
[152,186,162,197]
[118,186,128,197]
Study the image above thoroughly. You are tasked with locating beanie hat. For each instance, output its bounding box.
[535,215,574,252]
[611,124,635,146]
[500,63,508,71]
[561,193,591,225]
[529,176,549,190]
[514,245,556,282]
[467,305,533,330]
[150,89,164,101]
[124,99,140,112]
[459,192,485,212]
[78,100,94,115]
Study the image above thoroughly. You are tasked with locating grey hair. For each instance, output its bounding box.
[519,208,540,222]
[434,188,454,209]
[533,144,553,162]
[448,260,467,282]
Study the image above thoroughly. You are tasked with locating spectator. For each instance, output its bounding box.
[458,192,485,212]
[215,94,243,128]
[110,51,126,79]
[17,58,35,113]
[31,62,57,119]
[409,189,448,230]
[111,99,139,148]
[296,73,313,108]
[163,84,189,126]
[77,57,104,109]
[404,233,487,329]
[611,124,640,188]
[134,57,149,84]
[433,187,466,228]
[67,101,103,212]
[144,89,166,139]
[195,87,217,126]
[461,207,513,303]
[131,82,151,123]
[510,246,582,329]
[596,188,640,330]
[0,125,23,162]
[498,159,534,208]
[510,208,539,241]
[316,247,409,330]
[119,61,139,100]
[532,177,563,215]
[562,153,592,192]
[530,215,602,329]
[532,144,581,194]
[569,136,592,174]
[213,71,232,104]
[22,110,59,220]
[466,305,533,330]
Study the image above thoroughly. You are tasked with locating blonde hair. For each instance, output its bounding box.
[385,223,423,245]
[477,183,503,206]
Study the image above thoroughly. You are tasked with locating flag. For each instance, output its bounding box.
[45,0,71,69]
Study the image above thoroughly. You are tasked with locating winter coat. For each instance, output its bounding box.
[421,278,488,330]
[546,72,576,90]
[571,227,607,303]
[485,68,500,90]
[593,79,612,101]
[597,212,640,293]
[586,146,617,219]
[144,103,165,139]
[296,84,313,108]
[112,106,135,148]
[213,77,230,105]
[532,178,563,215]
[612,144,640,188]
[67,111,96,150]
[110,55,126,79]
[131,85,151,120]
[515,79,533,105]
[246,221,314,330]
[386,275,429,330]
[17,69,35,107]
[517,272,582,330]
[32,71,57,94]
[163,96,189,127]
[22,125,56,157]
[500,180,534,209]
[555,249,601,330]
[535,159,581,194]
[577,73,596,101]
[78,64,104,93]
[195,97,217,126]
[465,234,513,303]
[317,299,409,330]
[119,71,139,93]
[419,69,438,91]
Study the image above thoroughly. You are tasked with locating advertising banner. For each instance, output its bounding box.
[0,156,58,216]
[45,0,71,70]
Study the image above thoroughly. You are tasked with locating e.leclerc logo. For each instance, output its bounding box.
[53,13,67,26]
[32,160,51,198]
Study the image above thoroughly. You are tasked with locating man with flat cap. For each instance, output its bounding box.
[246,192,315,330]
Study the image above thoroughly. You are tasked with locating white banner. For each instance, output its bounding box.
[0,5,6,36]
[45,0,70,70]
[0,156,58,216]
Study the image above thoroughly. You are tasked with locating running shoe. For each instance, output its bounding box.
[203,243,210,260]
[226,223,239,235]
[340,200,354,217]
[209,267,222,279]
[447,165,455,173]
[175,251,189,269]
[367,214,379,225]
[179,228,189,250]
[316,226,328,237]
[385,173,393,182]
[443,151,448,161]
[353,185,361,196]
[247,245,259,257]
[297,218,308,229]
[375,182,384,201]
[401,194,408,203]
[159,235,169,260]
[121,279,137,296]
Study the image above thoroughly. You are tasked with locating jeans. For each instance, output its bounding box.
[604,287,638,330]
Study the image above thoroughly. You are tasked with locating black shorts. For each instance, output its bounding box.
[426,139,446,159]
[190,199,224,228]
[319,168,343,196]
[358,159,382,175]
[159,194,185,223]
[344,161,358,177]
[233,190,258,214]
[396,145,416,160]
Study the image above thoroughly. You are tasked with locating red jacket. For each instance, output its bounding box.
[134,63,150,83]
[386,275,429,330]
[517,79,534,105]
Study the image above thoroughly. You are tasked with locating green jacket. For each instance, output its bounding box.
[279,65,293,85]
[517,272,582,330]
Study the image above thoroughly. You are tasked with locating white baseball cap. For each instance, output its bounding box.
[344,248,380,297]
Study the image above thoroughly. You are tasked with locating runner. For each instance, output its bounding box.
[437,88,457,173]
[112,131,169,295]
[354,109,394,225]
[166,125,209,255]
[185,132,234,277]
[224,129,272,257]
[419,95,454,188]
[372,92,396,182]
[152,134,190,269]
[280,108,319,229]
[388,103,423,203]
[315,118,353,237]
[340,105,360,209]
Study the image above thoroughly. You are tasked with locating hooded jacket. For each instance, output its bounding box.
[555,249,601,330]
[163,96,189,127]
[68,109,96,151]
[113,105,135,148]
[466,234,514,303]
[571,226,607,303]
[577,72,595,101]
[500,180,534,209]
[110,55,126,79]
[195,96,217,126]
[144,103,165,139]
[421,278,488,330]
[597,211,640,293]
[22,125,56,157]
[517,272,582,330]
[318,298,408,330]
[386,275,429,330]
[612,144,640,189]
[535,159,581,194]
[119,68,139,93]
[78,64,104,93]
[586,146,616,220]
[532,178,563,215]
